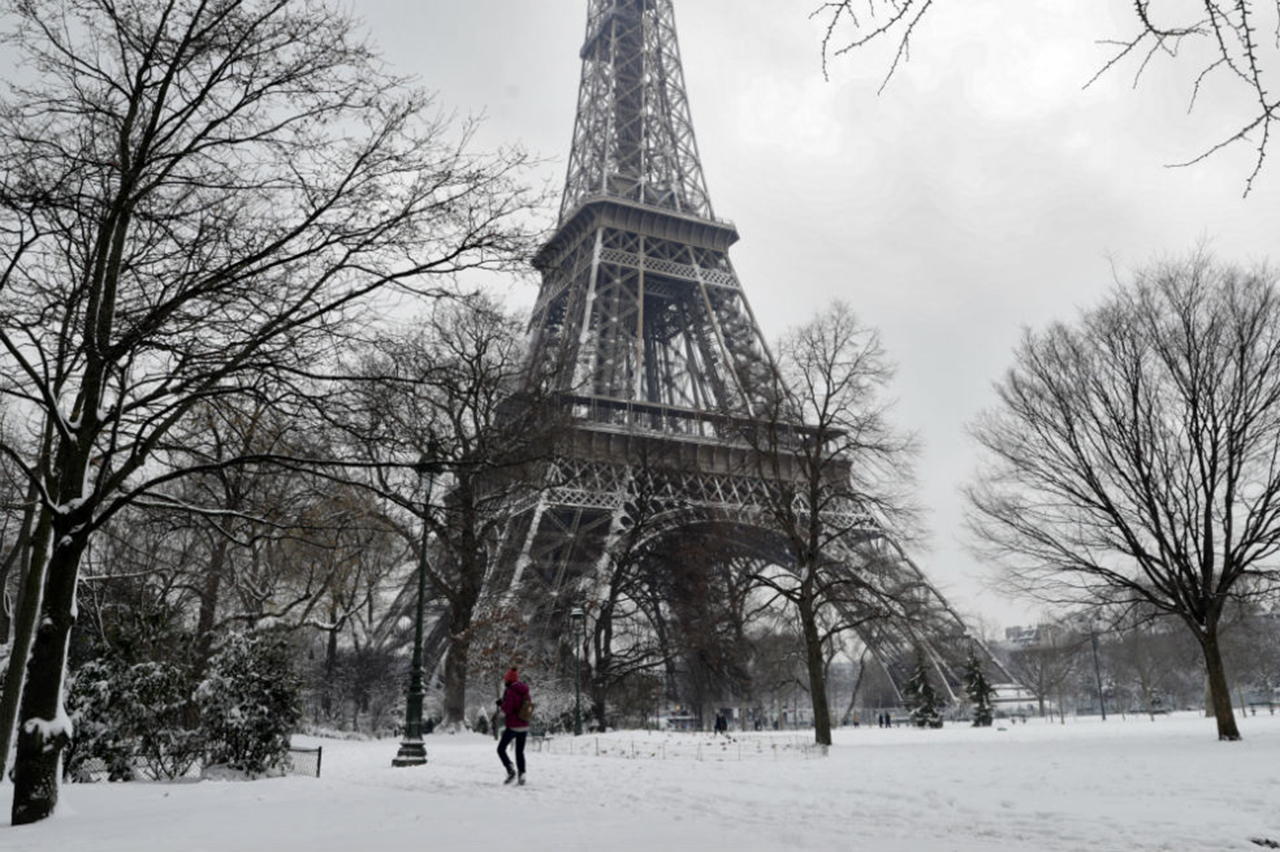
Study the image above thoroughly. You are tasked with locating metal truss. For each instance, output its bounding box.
[529,0,775,423]
[564,0,711,220]
[486,0,995,703]
[495,438,1005,696]
[529,219,777,423]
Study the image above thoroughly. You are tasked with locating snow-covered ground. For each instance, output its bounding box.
[5,711,1280,851]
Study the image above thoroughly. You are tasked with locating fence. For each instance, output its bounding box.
[70,754,203,782]
[285,746,323,778]
[528,733,826,762]
[68,746,323,781]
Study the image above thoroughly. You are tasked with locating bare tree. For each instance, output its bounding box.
[579,459,682,731]
[1004,622,1083,722]
[812,1,1280,193]
[0,0,540,823]
[967,253,1280,741]
[1218,603,1280,713]
[337,295,561,730]
[662,530,758,729]
[154,399,399,659]
[736,300,919,746]
[0,405,33,646]
[1110,621,1164,719]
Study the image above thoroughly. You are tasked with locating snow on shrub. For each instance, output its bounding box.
[65,657,201,781]
[129,661,205,778]
[963,648,996,728]
[903,648,943,729]
[197,632,301,776]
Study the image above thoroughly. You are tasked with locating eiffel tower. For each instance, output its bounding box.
[490,0,1001,701]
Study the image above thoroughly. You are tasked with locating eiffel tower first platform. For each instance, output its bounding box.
[490,0,998,699]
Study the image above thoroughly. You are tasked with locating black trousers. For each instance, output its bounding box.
[498,728,527,774]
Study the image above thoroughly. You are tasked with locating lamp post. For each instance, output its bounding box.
[1090,625,1107,722]
[393,440,442,767]
[571,607,584,736]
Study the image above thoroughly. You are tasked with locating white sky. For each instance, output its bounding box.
[364,1,1280,630]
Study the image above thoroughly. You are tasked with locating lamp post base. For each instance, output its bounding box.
[392,739,427,767]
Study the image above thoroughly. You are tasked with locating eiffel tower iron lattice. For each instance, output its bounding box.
[487,0,1006,703]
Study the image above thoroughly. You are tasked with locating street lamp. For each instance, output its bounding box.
[571,607,585,736]
[393,439,442,767]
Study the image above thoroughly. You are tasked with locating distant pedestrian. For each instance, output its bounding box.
[714,713,727,736]
[496,667,531,785]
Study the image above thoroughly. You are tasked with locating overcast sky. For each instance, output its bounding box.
[363,1,1280,631]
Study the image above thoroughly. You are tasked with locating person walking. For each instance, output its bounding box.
[496,667,531,785]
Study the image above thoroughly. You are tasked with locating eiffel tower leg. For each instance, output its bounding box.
[582,502,627,616]
[692,272,749,412]
[572,231,605,392]
[506,498,547,594]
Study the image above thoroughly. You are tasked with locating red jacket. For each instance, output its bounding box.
[501,680,531,731]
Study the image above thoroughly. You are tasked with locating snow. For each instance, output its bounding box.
[5,711,1280,850]
[20,705,72,742]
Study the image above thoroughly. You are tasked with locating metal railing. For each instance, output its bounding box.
[66,745,323,781]
[285,746,323,778]
[527,733,826,762]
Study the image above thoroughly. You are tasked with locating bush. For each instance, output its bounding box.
[963,649,996,728]
[64,657,202,781]
[126,661,205,778]
[904,648,943,729]
[197,632,302,776]
[64,659,134,782]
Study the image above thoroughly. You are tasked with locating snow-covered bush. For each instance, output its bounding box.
[64,657,202,781]
[903,649,943,729]
[64,659,134,782]
[963,649,996,728]
[198,632,301,776]
[129,661,205,778]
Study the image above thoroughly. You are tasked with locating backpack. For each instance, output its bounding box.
[517,694,534,723]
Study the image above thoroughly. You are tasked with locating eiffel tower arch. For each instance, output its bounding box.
[491,0,1003,704]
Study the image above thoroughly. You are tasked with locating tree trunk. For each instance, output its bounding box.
[1200,627,1242,741]
[0,508,53,781]
[195,536,228,667]
[441,604,476,728]
[589,653,609,731]
[322,626,339,719]
[11,515,88,825]
[842,651,869,726]
[1137,661,1155,721]
[0,482,39,645]
[798,597,832,746]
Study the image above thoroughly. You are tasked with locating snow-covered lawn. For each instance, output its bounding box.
[5,711,1280,851]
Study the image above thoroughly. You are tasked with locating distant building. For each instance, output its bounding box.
[1003,625,1045,647]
